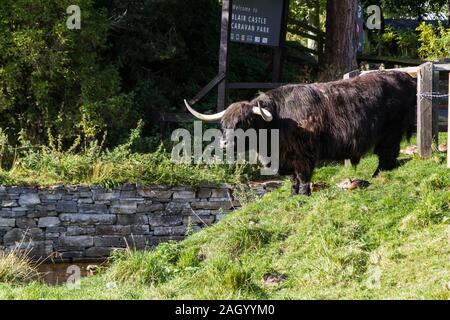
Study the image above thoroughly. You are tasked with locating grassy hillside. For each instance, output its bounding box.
[0,140,449,300]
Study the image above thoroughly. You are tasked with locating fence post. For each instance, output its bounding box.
[417,62,434,159]
[432,68,440,147]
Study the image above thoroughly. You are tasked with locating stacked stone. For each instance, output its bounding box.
[0,181,281,261]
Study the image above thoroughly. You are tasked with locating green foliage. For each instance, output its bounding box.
[0,122,253,188]
[360,0,448,19]
[417,23,450,60]
[0,0,137,146]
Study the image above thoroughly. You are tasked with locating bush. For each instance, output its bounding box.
[0,0,137,147]
[417,23,450,60]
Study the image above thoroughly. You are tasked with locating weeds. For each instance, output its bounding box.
[0,247,38,284]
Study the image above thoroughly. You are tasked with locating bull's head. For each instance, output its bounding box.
[184,99,273,148]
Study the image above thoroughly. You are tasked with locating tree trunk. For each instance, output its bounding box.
[324,0,358,78]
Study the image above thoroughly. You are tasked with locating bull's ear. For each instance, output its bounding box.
[252,102,273,122]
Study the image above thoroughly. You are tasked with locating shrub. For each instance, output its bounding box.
[417,23,450,60]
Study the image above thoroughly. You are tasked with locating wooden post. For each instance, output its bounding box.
[432,68,440,147]
[417,62,434,159]
[272,0,290,82]
[217,0,232,112]
[448,72,450,168]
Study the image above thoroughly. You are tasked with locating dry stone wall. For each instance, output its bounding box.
[0,182,282,261]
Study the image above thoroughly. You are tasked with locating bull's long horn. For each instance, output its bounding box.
[253,102,273,122]
[184,99,225,122]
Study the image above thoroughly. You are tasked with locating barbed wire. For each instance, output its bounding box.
[417,92,450,100]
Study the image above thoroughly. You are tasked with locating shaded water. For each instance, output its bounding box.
[37,262,107,286]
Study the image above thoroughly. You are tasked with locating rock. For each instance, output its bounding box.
[173,190,196,200]
[92,192,120,202]
[197,188,212,199]
[191,201,232,211]
[16,217,37,228]
[0,209,26,218]
[86,247,114,258]
[131,225,150,235]
[136,188,157,198]
[38,217,61,228]
[78,191,93,198]
[1,200,18,208]
[58,236,94,249]
[137,202,164,213]
[66,226,95,236]
[153,226,187,236]
[6,228,44,244]
[0,218,15,227]
[39,193,63,202]
[77,198,94,204]
[94,236,127,248]
[120,191,136,198]
[154,190,173,201]
[95,225,132,236]
[18,193,41,206]
[58,251,85,260]
[110,200,138,214]
[148,214,183,227]
[184,215,215,226]
[165,202,191,215]
[56,201,78,213]
[116,214,148,225]
[78,204,108,214]
[210,188,230,199]
[60,214,116,225]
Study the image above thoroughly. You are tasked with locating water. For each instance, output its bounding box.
[37,262,107,286]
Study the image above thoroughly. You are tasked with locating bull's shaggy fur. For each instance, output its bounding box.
[220,71,417,195]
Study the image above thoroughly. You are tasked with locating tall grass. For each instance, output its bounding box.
[0,122,255,188]
[0,248,38,284]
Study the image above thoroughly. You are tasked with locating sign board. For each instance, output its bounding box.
[230,0,284,47]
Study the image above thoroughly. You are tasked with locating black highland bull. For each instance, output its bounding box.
[185,71,417,195]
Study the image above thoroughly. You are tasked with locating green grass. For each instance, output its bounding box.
[0,148,250,189]
[1,136,449,300]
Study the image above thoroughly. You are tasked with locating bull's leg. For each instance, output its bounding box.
[373,138,401,177]
[292,167,314,196]
[351,157,361,170]
[291,175,300,195]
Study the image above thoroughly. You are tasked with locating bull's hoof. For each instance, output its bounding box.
[298,184,311,196]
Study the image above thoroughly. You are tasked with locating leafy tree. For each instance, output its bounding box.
[0,0,136,146]
[359,0,448,19]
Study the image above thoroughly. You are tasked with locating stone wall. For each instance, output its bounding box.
[0,182,282,261]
